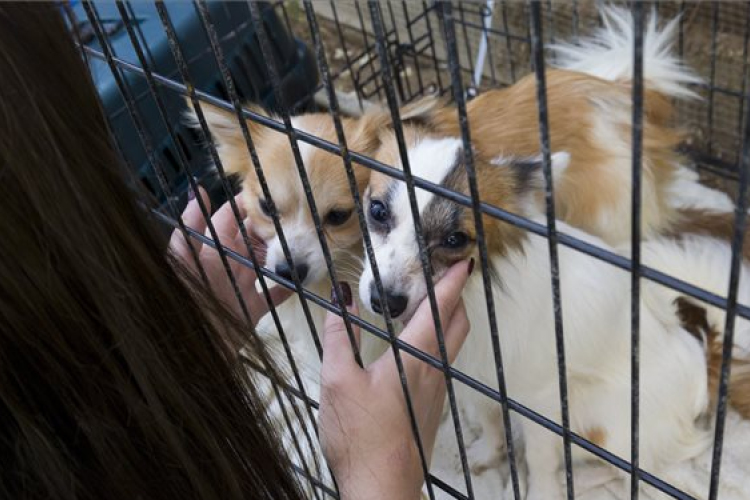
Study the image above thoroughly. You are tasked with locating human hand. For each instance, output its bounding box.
[169,186,293,326]
[319,261,472,500]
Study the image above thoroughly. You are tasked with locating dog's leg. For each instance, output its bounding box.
[467,402,504,473]
[522,418,565,500]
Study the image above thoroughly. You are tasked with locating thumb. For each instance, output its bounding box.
[322,282,362,375]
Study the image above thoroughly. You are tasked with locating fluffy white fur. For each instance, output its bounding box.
[468,223,711,500]
[550,6,703,98]
[424,178,750,500]
[669,165,736,212]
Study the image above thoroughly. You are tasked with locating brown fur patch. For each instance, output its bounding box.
[669,208,750,262]
[729,363,750,419]
[582,426,607,448]
[674,297,750,420]
[467,152,530,258]
[399,69,682,246]
[674,297,712,343]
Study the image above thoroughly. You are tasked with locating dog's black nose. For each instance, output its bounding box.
[370,284,408,318]
[275,262,309,283]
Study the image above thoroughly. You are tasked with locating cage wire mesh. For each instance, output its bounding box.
[66,1,750,499]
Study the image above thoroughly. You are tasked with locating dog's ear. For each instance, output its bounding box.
[347,94,450,154]
[346,109,389,155]
[183,97,269,150]
[399,93,449,128]
[183,98,271,177]
[494,151,571,195]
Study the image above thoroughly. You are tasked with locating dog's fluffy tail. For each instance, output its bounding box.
[551,6,702,99]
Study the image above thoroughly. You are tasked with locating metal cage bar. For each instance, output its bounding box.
[368,2,477,496]
[500,0,517,84]
[300,2,438,498]
[402,1,427,97]
[629,3,645,498]
[706,2,720,158]
[438,3,522,498]
[329,1,365,112]
[61,3,138,198]
[707,40,750,500]
[528,3,574,498]
[242,0,362,368]
[737,3,750,165]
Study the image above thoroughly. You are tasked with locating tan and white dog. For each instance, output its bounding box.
[358,5,699,468]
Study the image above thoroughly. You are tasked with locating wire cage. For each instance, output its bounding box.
[67,1,750,499]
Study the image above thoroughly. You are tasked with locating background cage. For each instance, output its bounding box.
[68,1,750,499]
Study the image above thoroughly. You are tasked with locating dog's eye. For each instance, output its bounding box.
[442,231,469,249]
[369,200,389,223]
[325,209,352,226]
[259,199,273,217]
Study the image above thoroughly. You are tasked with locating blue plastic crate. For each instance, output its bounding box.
[71,1,318,211]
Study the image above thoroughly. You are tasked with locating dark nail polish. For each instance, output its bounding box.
[340,282,353,307]
[468,258,475,276]
[332,282,353,307]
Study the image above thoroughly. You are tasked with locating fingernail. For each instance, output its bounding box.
[189,176,202,201]
[468,258,475,277]
[331,281,353,307]
[341,282,353,307]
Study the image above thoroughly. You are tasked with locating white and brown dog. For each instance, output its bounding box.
[358,7,750,497]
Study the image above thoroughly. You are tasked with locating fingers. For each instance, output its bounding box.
[245,228,268,264]
[398,260,472,358]
[211,194,246,247]
[202,196,261,278]
[443,299,470,364]
[169,185,211,259]
[322,283,362,376]
[214,196,270,266]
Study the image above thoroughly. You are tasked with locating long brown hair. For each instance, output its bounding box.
[0,3,303,499]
